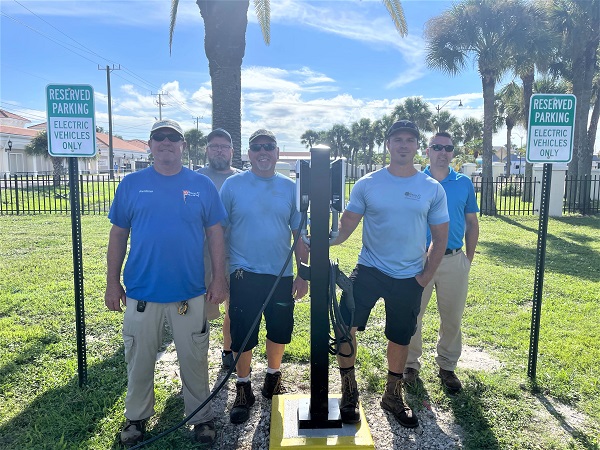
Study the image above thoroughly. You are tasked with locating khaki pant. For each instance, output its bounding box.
[406,251,471,371]
[122,295,213,424]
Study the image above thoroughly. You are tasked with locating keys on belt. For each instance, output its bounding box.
[135,300,188,315]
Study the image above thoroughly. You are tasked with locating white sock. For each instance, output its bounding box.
[266,367,280,375]
[236,374,251,383]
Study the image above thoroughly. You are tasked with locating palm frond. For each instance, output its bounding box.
[254,0,271,45]
[169,0,180,55]
[382,0,407,37]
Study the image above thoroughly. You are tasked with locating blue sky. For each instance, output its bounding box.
[1,0,541,153]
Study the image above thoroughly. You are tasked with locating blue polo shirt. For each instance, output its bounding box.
[424,166,479,249]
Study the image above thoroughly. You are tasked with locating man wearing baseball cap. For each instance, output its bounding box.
[220,128,309,424]
[331,119,449,428]
[105,118,228,446]
[198,128,242,371]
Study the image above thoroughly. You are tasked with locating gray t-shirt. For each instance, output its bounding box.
[198,166,241,190]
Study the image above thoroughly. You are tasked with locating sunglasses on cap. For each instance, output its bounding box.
[249,142,277,152]
[430,144,455,152]
[151,133,183,142]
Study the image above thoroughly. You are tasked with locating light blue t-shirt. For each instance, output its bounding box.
[220,171,301,277]
[424,166,479,249]
[346,168,449,279]
[108,166,226,303]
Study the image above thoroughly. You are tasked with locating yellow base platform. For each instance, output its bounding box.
[269,394,374,449]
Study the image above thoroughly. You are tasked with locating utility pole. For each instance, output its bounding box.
[99,64,121,179]
[193,116,203,167]
[152,92,168,120]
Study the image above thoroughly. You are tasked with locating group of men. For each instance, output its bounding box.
[105,117,478,447]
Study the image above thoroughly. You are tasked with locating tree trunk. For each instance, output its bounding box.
[52,157,64,187]
[197,0,249,169]
[480,73,497,215]
[505,120,513,178]
[521,71,534,202]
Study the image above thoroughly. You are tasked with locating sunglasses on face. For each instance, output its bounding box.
[430,144,455,152]
[249,142,277,152]
[151,133,183,142]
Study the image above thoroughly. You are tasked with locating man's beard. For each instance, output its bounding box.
[208,156,230,171]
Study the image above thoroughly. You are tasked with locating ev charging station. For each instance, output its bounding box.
[269,145,375,449]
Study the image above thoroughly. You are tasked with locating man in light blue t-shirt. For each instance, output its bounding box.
[220,129,309,425]
[405,131,479,394]
[331,120,449,429]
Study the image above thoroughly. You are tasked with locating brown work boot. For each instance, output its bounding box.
[438,368,462,393]
[339,367,361,424]
[403,367,419,385]
[120,418,147,447]
[380,373,419,428]
[193,419,216,445]
[262,371,286,399]
[230,381,255,424]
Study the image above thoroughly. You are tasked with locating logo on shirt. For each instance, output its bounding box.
[138,190,153,193]
[404,191,421,201]
[183,190,201,202]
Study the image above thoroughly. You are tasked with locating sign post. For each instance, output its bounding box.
[526,94,576,378]
[46,84,96,387]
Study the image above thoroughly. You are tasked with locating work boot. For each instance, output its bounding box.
[438,368,462,393]
[230,381,255,424]
[339,367,361,424]
[262,371,285,399]
[193,419,216,445]
[221,350,235,371]
[120,418,147,447]
[403,367,419,385]
[380,373,419,428]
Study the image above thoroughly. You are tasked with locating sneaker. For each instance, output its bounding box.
[230,381,255,424]
[262,371,285,399]
[403,367,419,385]
[438,368,462,393]
[380,374,419,428]
[339,367,361,424]
[221,351,235,371]
[120,418,147,447]
[194,419,216,445]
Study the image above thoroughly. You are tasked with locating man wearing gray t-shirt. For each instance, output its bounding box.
[198,128,241,371]
[331,120,449,429]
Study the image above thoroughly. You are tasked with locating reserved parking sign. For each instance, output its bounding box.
[526,93,576,164]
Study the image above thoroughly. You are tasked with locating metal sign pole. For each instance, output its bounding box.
[528,162,552,379]
[68,157,87,386]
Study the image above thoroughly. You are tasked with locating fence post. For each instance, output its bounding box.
[13,174,20,216]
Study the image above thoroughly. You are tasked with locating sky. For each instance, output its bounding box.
[0,0,580,155]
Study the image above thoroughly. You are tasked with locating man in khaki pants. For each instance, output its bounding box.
[105,119,228,447]
[404,131,479,393]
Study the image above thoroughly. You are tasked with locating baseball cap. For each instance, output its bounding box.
[249,129,277,144]
[386,120,420,140]
[150,118,184,137]
[206,128,232,143]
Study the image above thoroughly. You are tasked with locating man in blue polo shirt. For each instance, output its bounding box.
[404,131,480,393]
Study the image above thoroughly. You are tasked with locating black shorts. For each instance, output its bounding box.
[229,269,295,353]
[340,264,424,345]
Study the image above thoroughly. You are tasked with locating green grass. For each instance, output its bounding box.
[0,214,599,449]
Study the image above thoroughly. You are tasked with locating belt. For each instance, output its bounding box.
[444,248,462,255]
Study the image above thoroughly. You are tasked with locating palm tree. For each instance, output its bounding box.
[432,110,458,134]
[184,128,206,166]
[300,130,320,149]
[24,130,64,186]
[327,124,350,159]
[393,97,434,134]
[425,0,531,214]
[548,0,599,212]
[373,114,394,166]
[350,119,373,177]
[170,0,409,169]
[496,81,523,177]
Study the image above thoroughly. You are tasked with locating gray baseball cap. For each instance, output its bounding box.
[150,118,184,137]
[249,129,277,144]
[206,128,232,143]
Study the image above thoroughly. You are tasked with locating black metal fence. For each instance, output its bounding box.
[1,173,120,215]
[2,173,599,216]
